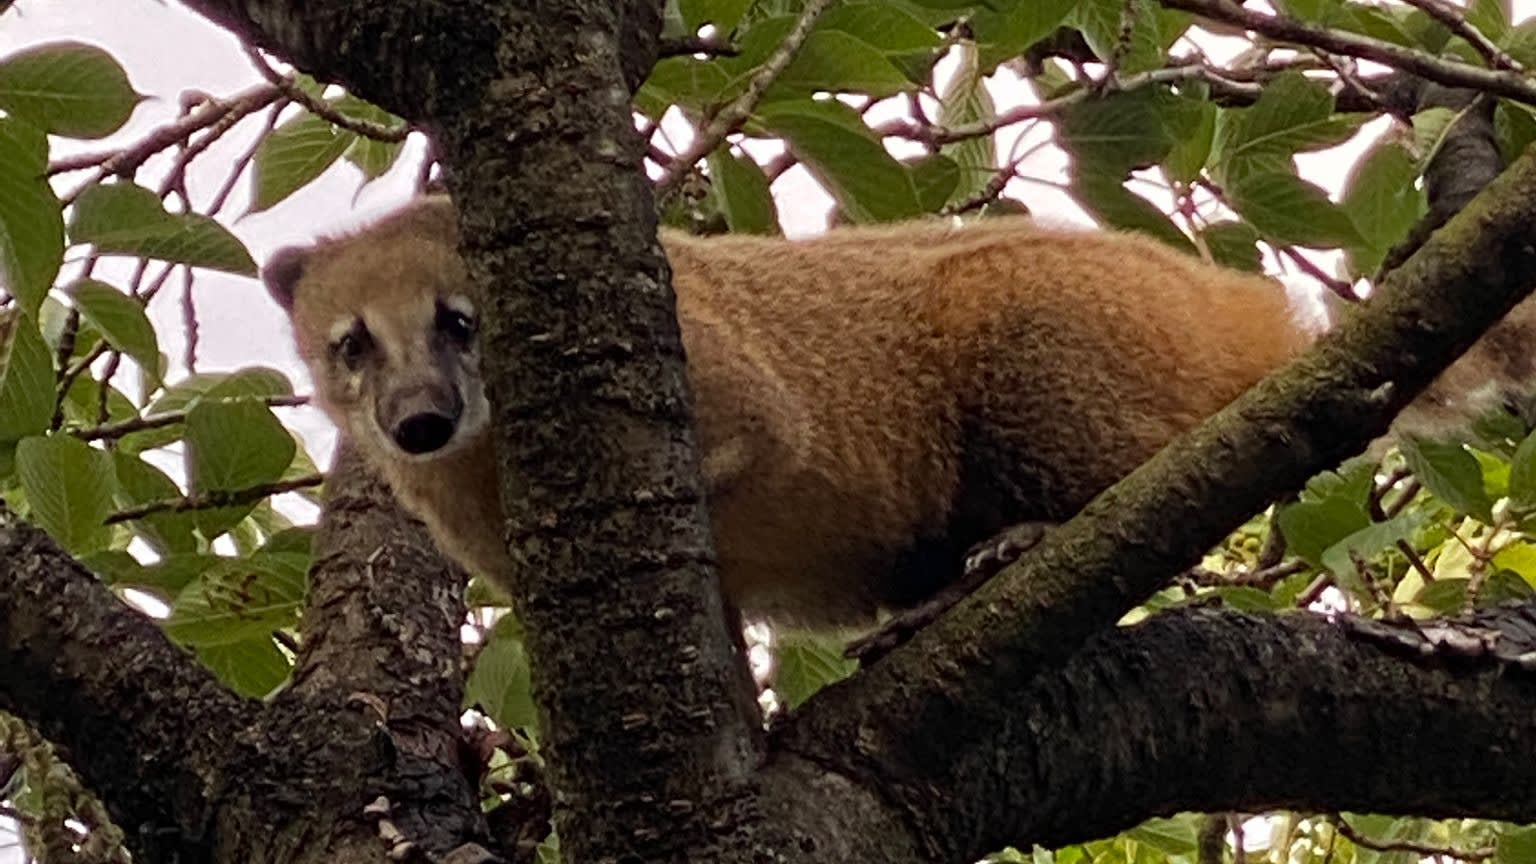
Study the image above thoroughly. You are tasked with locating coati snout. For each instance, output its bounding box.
[380,380,465,455]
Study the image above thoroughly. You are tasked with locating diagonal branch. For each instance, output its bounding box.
[0,507,249,863]
[654,0,835,193]
[1160,0,1536,106]
[787,118,1536,862]
[781,608,1536,863]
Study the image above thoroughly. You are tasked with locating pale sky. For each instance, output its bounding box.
[4,0,1536,858]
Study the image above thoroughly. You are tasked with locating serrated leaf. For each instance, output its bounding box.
[145,367,294,416]
[16,434,116,555]
[772,31,918,98]
[184,399,296,539]
[1164,99,1216,184]
[936,42,996,205]
[1073,171,1192,252]
[164,556,306,646]
[67,279,160,382]
[0,310,55,446]
[1059,87,1177,175]
[969,0,1076,70]
[1340,141,1425,277]
[1227,169,1362,249]
[1320,512,1426,600]
[0,41,139,139]
[1509,430,1536,512]
[1495,99,1536,166]
[1401,438,1494,521]
[196,636,292,698]
[345,136,404,182]
[69,183,257,275]
[754,99,923,222]
[252,111,358,211]
[1200,220,1262,273]
[909,154,960,212]
[466,616,539,731]
[1073,0,1191,75]
[707,150,779,235]
[1278,495,1371,566]
[774,633,856,708]
[1127,816,1199,855]
[111,451,198,555]
[0,118,65,314]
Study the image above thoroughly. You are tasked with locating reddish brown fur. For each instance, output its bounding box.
[267,198,1536,631]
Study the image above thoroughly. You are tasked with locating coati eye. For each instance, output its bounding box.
[332,321,373,369]
[436,301,477,346]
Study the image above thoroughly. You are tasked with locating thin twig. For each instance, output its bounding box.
[1159,0,1536,107]
[654,0,836,194]
[1187,559,1308,589]
[105,474,326,525]
[881,64,1257,146]
[70,395,311,442]
[1399,0,1522,72]
[1332,817,1495,861]
[658,34,739,58]
[244,47,410,142]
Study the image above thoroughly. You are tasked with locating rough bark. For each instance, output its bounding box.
[780,609,1536,863]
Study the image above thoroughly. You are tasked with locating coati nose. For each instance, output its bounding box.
[393,413,457,454]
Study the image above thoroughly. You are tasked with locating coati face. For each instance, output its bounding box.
[262,198,491,463]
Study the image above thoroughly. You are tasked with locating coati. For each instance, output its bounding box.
[263,196,1536,632]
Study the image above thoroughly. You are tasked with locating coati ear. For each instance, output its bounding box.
[263,245,310,311]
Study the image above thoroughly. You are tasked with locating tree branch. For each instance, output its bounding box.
[0,506,248,863]
[787,125,1536,863]
[1159,0,1536,107]
[785,608,1536,862]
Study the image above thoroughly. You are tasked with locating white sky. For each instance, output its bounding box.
[4,0,1536,858]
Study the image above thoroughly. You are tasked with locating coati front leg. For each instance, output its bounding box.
[845,520,1057,663]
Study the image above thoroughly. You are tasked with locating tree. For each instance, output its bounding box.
[2,0,1536,862]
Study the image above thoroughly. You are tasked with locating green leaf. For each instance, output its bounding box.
[772,31,918,98]
[111,451,199,555]
[970,0,1077,70]
[1073,0,1191,74]
[774,632,856,708]
[145,367,294,416]
[1320,513,1426,600]
[0,117,65,315]
[1227,169,1362,249]
[87,550,221,595]
[164,556,306,646]
[936,43,997,205]
[754,99,923,222]
[1278,495,1371,567]
[1200,220,1262,273]
[69,183,257,275]
[1495,826,1536,864]
[0,311,55,447]
[196,636,292,698]
[707,149,779,235]
[1059,87,1177,175]
[1509,429,1536,512]
[184,399,296,539]
[16,434,116,555]
[1400,438,1494,521]
[466,616,539,731]
[345,136,404,182]
[251,112,357,212]
[1163,99,1217,184]
[1214,73,1361,183]
[909,154,960,213]
[1073,171,1192,253]
[0,41,139,139]
[66,279,161,383]
[1126,816,1199,855]
[1340,141,1425,277]
[679,0,755,30]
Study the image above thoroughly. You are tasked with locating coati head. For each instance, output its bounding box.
[263,197,490,463]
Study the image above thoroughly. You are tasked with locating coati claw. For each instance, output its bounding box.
[846,521,1057,665]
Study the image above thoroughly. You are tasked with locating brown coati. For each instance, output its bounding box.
[263,196,1536,632]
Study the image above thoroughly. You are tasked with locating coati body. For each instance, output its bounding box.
[264,197,1536,630]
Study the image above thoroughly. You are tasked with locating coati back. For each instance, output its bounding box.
[264,197,1536,630]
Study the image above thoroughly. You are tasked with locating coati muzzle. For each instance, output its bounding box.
[379,382,464,455]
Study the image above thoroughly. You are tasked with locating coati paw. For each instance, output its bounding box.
[962,520,1056,582]
[845,520,1059,665]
